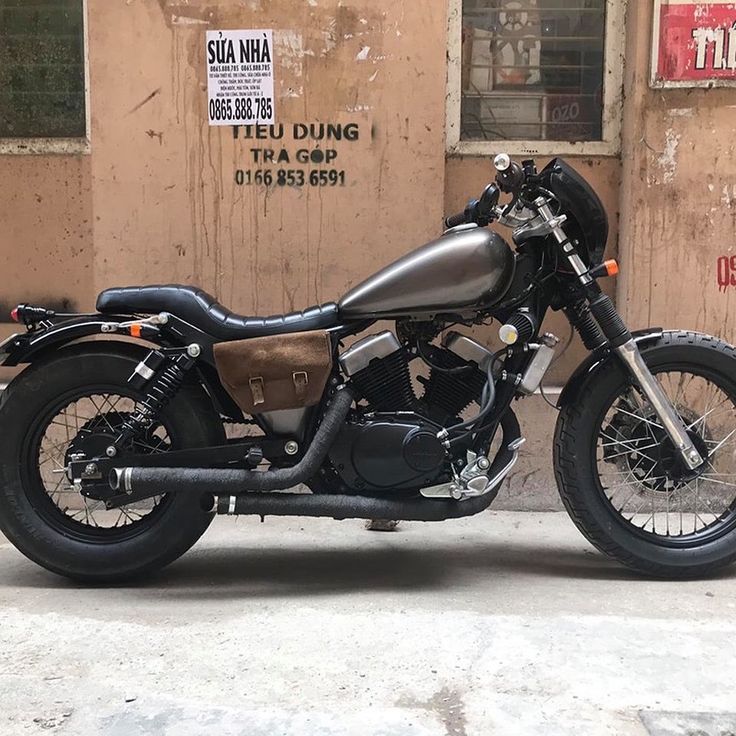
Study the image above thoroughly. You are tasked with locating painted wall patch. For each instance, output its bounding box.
[652,0,736,87]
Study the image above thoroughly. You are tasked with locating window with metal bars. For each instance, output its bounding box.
[460,0,606,142]
[0,0,86,139]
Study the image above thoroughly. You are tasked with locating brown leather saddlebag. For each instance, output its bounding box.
[213,330,333,414]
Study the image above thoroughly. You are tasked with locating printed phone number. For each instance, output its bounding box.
[209,97,273,123]
[235,169,346,187]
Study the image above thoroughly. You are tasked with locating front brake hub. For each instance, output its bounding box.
[607,414,709,492]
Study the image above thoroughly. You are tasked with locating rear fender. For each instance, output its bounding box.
[1,315,245,421]
[1,315,163,367]
[558,328,664,408]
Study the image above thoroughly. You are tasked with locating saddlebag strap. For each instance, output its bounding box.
[214,330,333,414]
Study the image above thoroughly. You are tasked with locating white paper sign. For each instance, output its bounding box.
[206,29,274,126]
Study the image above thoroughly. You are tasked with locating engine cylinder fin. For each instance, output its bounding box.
[349,350,416,412]
[421,349,487,423]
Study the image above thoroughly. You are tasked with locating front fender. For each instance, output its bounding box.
[558,328,664,408]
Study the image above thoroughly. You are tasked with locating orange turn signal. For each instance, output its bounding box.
[604,259,619,277]
[590,259,620,280]
[129,324,142,338]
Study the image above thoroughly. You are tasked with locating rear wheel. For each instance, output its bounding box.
[555,331,736,578]
[0,344,225,582]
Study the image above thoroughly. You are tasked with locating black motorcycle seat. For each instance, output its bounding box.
[96,284,340,340]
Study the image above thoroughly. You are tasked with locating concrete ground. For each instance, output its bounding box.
[1,511,735,736]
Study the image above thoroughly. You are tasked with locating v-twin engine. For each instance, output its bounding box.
[329,331,491,492]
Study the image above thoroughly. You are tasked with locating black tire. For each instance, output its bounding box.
[0,343,225,582]
[554,331,736,578]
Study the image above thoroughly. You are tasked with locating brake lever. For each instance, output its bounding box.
[476,183,501,226]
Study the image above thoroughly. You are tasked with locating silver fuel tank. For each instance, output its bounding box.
[339,225,515,319]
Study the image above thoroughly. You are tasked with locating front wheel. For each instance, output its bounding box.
[555,331,736,578]
[0,344,225,582]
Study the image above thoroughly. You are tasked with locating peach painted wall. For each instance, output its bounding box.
[85,0,449,317]
[617,1,736,342]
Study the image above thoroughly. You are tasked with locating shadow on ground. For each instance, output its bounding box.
[2,538,648,596]
[5,510,735,600]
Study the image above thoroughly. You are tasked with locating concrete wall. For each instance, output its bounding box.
[0,155,93,382]
[0,155,93,315]
[618,1,736,337]
[87,0,449,316]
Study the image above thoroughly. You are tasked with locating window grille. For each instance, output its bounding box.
[0,0,86,138]
[460,0,606,143]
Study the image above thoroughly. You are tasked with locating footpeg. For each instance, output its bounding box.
[420,437,525,500]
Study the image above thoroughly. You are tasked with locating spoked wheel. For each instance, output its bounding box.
[555,332,736,577]
[0,344,225,582]
[597,372,736,542]
[33,395,170,539]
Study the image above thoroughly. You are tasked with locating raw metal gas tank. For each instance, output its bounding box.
[339,226,514,319]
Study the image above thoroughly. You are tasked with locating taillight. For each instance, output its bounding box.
[10,307,19,323]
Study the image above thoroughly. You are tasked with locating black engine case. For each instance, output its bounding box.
[328,414,447,492]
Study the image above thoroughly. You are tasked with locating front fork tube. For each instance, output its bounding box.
[536,198,704,471]
[613,340,703,470]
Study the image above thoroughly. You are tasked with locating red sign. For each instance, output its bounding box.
[653,0,736,86]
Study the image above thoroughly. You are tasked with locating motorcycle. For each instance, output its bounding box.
[1,154,735,582]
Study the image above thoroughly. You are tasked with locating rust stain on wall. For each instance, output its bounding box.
[128,88,162,115]
[87,0,446,317]
[618,0,736,345]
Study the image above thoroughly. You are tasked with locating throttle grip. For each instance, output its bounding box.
[445,211,468,229]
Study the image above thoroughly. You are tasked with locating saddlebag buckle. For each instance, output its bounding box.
[249,377,265,406]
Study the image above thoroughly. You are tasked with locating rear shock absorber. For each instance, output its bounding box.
[111,349,198,451]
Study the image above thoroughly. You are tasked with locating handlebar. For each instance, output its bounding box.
[445,210,470,229]
[444,153,537,231]
[444,183,499,229]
